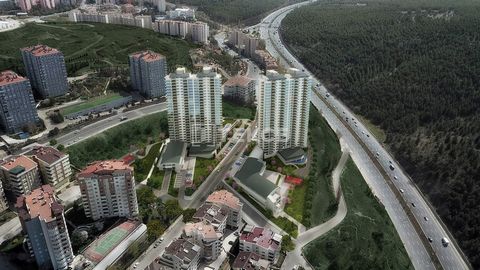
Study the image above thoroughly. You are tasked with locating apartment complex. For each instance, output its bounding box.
[0,155,40,197]
[239,225,282,262]
[257,69,311,157]
[158,238,201,270]
[206,189,243,228]
[223,75,256,105]
[17,0,74,12]
[166,67,223,149]
[193,202,228,233]
[153,20,209,44]
[25,146,72,191]
[129,50,167,98]
[69,12,152,29]
[77,160,138,221]
[183,221,222,261]
[228,30,259,58]
[0,70,40,134]
[167,8,195,20]
[16,185,74,270]
[21,45,69,98]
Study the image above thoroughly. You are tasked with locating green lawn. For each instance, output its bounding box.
[67,112,168,168]
[0,22,196,76]
[62,93,123,115]
[265,155,298,176]
[223,99,255,120]
[192,158,219,188]
[147,167,165,189]
[168,171,178,197]
[284,107,342,227]
[303,158,413,269]
[134,143,162,182]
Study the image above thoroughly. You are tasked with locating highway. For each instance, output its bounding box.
[56,102,166,147]
[255,1,471,270]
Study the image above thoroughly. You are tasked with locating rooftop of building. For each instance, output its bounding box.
[83,220,141,264]
[232,251,270,270]
[15,185,62,223]
[1,155,37,174]
[206,190,242,211]
[0,70,28,87]
[240,225,281,251]
[188,143,217,158]
[265,68,309,80]
[78,160,132,177]
[223,75,253,88]
[159,140,186,165]
[277,147,306,163]
[164,238,201,262]
[194,202,228,226]
[130,50,165,62]
[21,44,61,57]
[184,221,220,240]
[234,157,277,199]
[25,146,66,165]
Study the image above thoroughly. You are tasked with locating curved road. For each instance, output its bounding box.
[254,1,470,270]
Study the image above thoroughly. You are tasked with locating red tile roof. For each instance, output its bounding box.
[240,226,280,251]
[78,160,132,177]
[22,45,61,57]
[285,176,303,185]
[1,155,37,172]
[130,50,165,62]
[26,146,66,165]
[206,190,242,211]
[16,185,62,223]
[223,75,253,87]
[0,70,28,87]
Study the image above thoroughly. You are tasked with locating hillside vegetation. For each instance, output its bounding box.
[281,0,480,267]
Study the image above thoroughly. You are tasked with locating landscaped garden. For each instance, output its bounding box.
[303,158,413,269]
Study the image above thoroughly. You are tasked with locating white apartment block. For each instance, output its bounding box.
[166,67,223,149]
[16,185,74,270]
[0,155,40,197]
[257,68,312,158]
[78,160,139,221]
[189,22,209,44]
[184,221,222,261]
[26,146,72,191]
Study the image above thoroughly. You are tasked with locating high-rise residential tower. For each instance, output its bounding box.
[0,70,40,134]
[21,45,69,98]
[166,67,222,149]
[129,50,167,98]
[257,69,311,158]
[78,160,138,221]
[16,185,74,270]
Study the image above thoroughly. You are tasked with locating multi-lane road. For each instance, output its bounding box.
[255,1,471,269]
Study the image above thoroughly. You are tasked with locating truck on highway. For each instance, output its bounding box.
[441,237,450,247]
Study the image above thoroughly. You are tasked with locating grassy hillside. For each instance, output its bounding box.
[281,0,480,267]
[0,22,196,76]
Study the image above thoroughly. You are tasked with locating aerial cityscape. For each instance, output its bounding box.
[0,0,478,270]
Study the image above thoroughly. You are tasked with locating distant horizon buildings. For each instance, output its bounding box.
[77,160,139,221]
[257,68,311,158]
[21,45,69,99]
[129,50,167,98]
[0,70,40,134]
[166,67,223,150]
[16,185,74,270]
[166,7,195,20]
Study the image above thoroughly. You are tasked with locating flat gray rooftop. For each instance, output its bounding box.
[159,141,186,165]
[234,157,277,199]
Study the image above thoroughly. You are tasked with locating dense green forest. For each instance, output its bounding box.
[173,0,295,25]
[281,0,480,267]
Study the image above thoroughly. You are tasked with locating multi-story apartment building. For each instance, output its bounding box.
[206,190,243,228]
[183,221,222,261]
[239,225,282,262]
[228,30,259,58]
[16,185,74,270]
[158,238,201,270]
[193,202,228,233]
[17,0,57,12]
[189,22,209,44]
[77,160,138,221]
[0,155,40,197]
[257,68,311,157]
[166,67,223,149]
[0,70,40,134]
[21,45,69,99]
[223,75,256,105]
[232,251,270,270]
[152,20,209,44]
[25,146,72,191]
[129,51,167,98]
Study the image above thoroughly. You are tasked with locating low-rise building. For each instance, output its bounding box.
[277,147,307,165]
[25,146,72,191]
[158,238,201,270]
[239,225,282,263]
[206,190,243,228]
[158,140,187,172]
[16,185,74,270]
[253,50,278,70]
[193,202,228,233]
[223,75,256,105]
[232,251,270,270]
[233,157,281,216]
[0,155,40,197]
[184,221,222,261]
[78,160,138,221]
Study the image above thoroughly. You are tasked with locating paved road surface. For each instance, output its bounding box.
[257,1,470,269]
